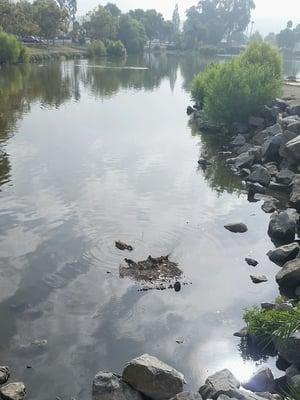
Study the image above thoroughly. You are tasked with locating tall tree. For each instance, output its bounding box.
[118,14,146,53]
[172,4,180,33]
[33,0,67,41]
[84,5,118,41]
[104,3,121,17]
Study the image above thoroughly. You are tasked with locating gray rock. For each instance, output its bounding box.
[227,388,266,400]
[250,275,268,284]
[290,105,300,116]
[286,365,300,386]
[276,169,295,185]
[289,375,300,390]
[0,367,10,385]
[245,258,259,267]
[275,331,300,365]
[276,258,300,290]
[0,383,26,400]
[260,105,280,123]
[282,136,300,164]
[233,327,248,338]
[262,200,277,214]
[170,393,202,400]
[122,354,185,400]
[249,116,265,128]
[268,209,298,244]
[224,223,248,233]
[290,175,300,211]
[199,369,240,400]
[265,163,279,177]
[252,124,282,145]
[287,121,300,134]
[247,182,266,196]
[268,182,290,192]
[236,144,253,156]
[232,122,249,134]
[267,243,300,266]
[261,302,276,310]
[235,152,255,169]
[243,368,275,393]
[92,372,143,400]
[273,98,289,111]
[247,166,271,187]
[231,135,246,147]
[280,116,300,127]
[262,134,284,161]
[255,393,282,400]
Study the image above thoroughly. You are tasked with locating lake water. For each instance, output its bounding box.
[0,53,299,400]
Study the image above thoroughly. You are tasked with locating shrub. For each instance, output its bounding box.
[105,40,127,58]
[88,40,107,57]
[191,42,283,124]
[0,29,29,64]
[244,305,300,344]
[240,41,283,80]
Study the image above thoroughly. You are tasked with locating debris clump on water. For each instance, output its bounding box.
[119,255,184,290]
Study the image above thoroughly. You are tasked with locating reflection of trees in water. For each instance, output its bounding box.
[80,53,180,99]
[190,122,243,195]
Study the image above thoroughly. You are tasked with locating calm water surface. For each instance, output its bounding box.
[0,54,299,400]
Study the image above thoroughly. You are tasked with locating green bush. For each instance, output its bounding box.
[191,42,283,124]
[0,29,29,64]
[105,40,127,58]
[244,305,300,343]
[88,40,107,57]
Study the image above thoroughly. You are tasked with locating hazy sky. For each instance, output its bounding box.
[77,0,300,36]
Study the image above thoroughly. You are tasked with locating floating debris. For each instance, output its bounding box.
[115,241,133,251]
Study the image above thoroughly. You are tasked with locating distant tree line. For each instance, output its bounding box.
[265,21,300,50]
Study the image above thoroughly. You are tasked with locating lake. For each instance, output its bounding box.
[0,53,299,400]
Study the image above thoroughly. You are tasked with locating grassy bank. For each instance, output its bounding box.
[27,44,88,62]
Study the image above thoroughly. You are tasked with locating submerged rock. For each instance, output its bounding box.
[268,209,298,244]
[92,371,143,400]
[115,241,133,252]
[276,258,300,290]
[250,275,268,284]
[224,223,248,233]
[233,327,248,338]
[0,367,10,385]
[243,368,275,393]
[119,255,182,283]
[199,369,240,400]
[122,354,185,400]
[0,383,26,400]
[267,243,300,266]
[245,258,259,267]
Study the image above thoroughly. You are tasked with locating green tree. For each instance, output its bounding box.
[277,21,297,50]
[118,14,146,53]
[0,0,14,33]
[104,3,121,17]
[264,32,277,46]
[250,30,263,43]
[129,9,165,47]
[172,4,180,33]
[33,0,68,41]
[84,5,118,41]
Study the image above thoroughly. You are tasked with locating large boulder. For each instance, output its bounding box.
[0,367,10,385]
[287,121,300,134]
[268,209,298,244]
[276,169,295,185]
[286,365,300,388]
[199,369,240,400]
[290,175,300,211]
[281,136,300,164]
[275,331,300,366]
[0,383,26,400]
[267,243,300,266]
[276,258,300,290]
[92,372,143,400]
[262,134,284,161]
[252,124,282,146]
[122,354,185,400]
[243,368,275,393]
[247,166,271,187]
[234,152,255,169]
[231,134,246,147]
[170,393,202,400]
[289,105,300,116]
[248,116,265,128]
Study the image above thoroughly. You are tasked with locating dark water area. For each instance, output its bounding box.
[0,54,299,400]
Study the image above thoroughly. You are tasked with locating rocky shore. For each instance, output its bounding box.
[187,95,300,398]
